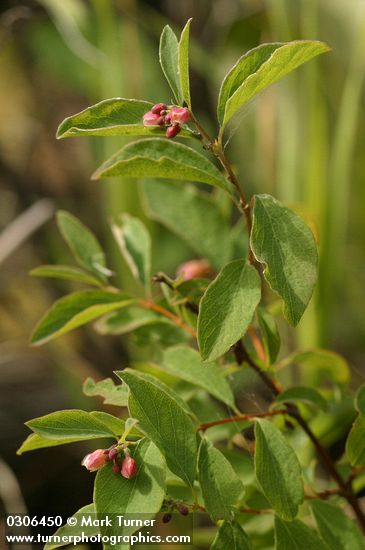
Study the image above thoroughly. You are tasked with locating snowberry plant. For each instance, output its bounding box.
[19,20,365,549]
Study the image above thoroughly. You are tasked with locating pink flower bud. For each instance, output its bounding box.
[166,124,181,139]
[81,449,108,472]
[112,461,120,475]
[170,107,190,124]
[121,455,138,479]
[164,113,171,124]
[176,259,211,280]
[151,103,167,115]
[108,447,119,461]
[143,111,161,126]
[177,503,189,516]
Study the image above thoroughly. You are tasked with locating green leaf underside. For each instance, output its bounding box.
[117,369,197,486]
[56,211,108,282]
[159,25,182,104]
[257,308,280,365]
[254,419,304,520]
[198,260,261,361]
[94,439,166,538]
[83,377,129,406]
[218,41,330,127]
[251,194,317,326]
[211,521,252,550]
[355,384,365,414]
[279,349,350,384]
[31,290,134,345]
[346,415,365,466]
[111,215,151,291]
[17,433,91,455]
[198,438,244,521]
[161,345,236,408]
[92,138,231,193]
[178,19,192,107]
[274,517,329,550]
[95,306,170,336]
[311,500,364,550]
[142,180,232,268]
[275,386,328,411]
[26,409,119,440]
[44,505,97,550]
[30,265,103,287]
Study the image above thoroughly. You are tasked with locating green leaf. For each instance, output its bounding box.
[83,377,129,406]
[278,349,350,384]
[346,415,365,466]
[116,369,198,486]
[198,438,244,521]
[211,521,252,550]
[161,345,236,409]
[89,411,125,437]
[254,419,304,520]
[218,41,330,128]
[26,409,118,440]
[30,265,103,287]
[44,505,98,550]
[257,308,280,365]
[311,500,364,550]
[251,194,318,326]
[355,384,365,414]
[142,180,232,268]
[94,439,166,538]
[17,433,88,455]
[159,25,182,104]
[56,98,190,139]
[95,306,169,336]
[197,260,261,361]
[111,215,151,291]
[92,138,231,193]
[57,211,108,282]
[274,386,328,411]
[178,19,192,108]
[31,290,134,345]
[274,516,329,550]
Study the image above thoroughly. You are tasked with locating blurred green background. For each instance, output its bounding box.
[0,0,364,546]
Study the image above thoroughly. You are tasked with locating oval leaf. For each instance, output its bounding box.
[92,138,231,193]
[198,438,244,521]
[178,19,192,108]
[117,369,198,486]
[159,25,182,104]
[254,419,304,520]
[278,349,350,384]
[142,179,232,269]
[31,290,134,345]
[111,214,151,291]
[198,260,261,361]
[95,306,170,335]
[355,384,365,415]
[274,386,328,411]
[219,41,330,128]
[25,409,118,440]
[211,521,252,550]
[161,345,236,409]
[17,433,90,455]
[311,500,364,550]
[44,505,98,550]
[83,377,129,406]
[30,265,103,287]
[251,194,318,326]
[57,211,108,282]
[346,415,365,466]
[94,439,166,538]
[274,516,329,550]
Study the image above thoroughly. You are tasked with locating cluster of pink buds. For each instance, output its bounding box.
[143,103,190,138]
[81,445,138,479]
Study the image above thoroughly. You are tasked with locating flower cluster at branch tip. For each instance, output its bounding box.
[81,445,137,479]
[143,103,190,138]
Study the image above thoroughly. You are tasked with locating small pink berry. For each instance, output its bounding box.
[143,111,161,126]
[81,449,108,472]
[166,124,181,139]
[151,102,167,115]
[170,107,190,124]
[177,259,211,280]
[121,455,138,479]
